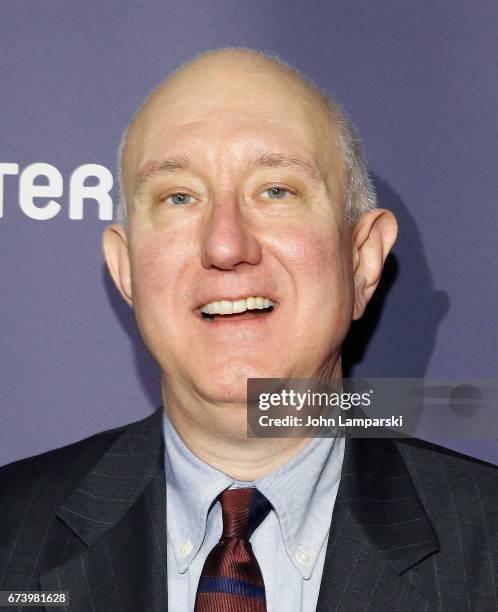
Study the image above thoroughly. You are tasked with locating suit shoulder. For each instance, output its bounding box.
[0,416,145,508]
[396,436,498,504]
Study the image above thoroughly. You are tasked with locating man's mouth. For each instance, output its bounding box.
[200,296,275,321]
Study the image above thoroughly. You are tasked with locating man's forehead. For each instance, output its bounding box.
[122,51,339,187]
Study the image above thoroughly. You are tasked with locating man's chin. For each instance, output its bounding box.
[195,379,249,405]
[193,363,279,405]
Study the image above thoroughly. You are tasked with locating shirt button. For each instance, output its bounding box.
[179,540,193,558]
[294,545,310,566]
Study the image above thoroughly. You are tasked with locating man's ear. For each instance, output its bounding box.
[352,208,398,320]
[102,224,133,307]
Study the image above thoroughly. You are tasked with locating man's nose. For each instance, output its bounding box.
[200,196,262,270]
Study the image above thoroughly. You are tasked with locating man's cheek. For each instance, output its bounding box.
[131,233,186,293]
[281,225,341,276]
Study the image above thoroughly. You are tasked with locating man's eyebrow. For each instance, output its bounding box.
[253,151,322,181]
[134,150,322,192]
[135,155,192,191]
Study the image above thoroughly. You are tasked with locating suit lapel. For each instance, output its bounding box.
[316,436,439,611]
[39,409,168,611]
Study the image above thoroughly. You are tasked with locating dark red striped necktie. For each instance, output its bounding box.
[194,487,272,612]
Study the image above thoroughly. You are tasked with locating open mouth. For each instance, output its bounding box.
[199,296,276,321]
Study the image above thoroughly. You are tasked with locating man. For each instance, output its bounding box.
[0,48,496,611]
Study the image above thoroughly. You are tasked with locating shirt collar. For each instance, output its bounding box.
[163,408,345,579]
[254,431,344,578]
[163,410,232,573]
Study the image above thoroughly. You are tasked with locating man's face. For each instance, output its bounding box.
[121,60,355,403]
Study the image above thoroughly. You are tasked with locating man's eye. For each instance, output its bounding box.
[262,187,290,200]
[166,192,192,205]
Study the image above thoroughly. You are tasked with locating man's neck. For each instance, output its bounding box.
[160,362,342,481]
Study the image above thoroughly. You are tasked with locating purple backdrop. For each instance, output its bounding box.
[1,1,497,466]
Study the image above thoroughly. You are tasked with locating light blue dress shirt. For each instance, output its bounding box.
[162,410,345,611]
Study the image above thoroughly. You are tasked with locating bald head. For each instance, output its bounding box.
[123,49,331,167]
[117,47,376,227]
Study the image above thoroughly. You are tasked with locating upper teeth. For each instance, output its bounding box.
[201,296,275,315]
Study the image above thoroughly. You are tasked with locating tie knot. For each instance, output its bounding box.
[219,488,271,540]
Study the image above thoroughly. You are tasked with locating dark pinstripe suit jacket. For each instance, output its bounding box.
[0,408,497,611]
